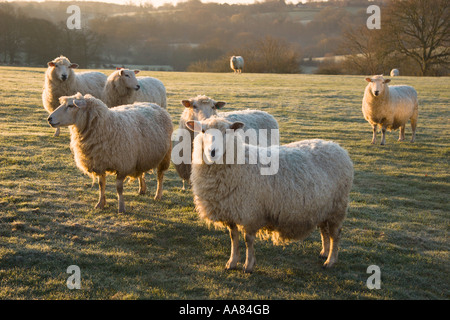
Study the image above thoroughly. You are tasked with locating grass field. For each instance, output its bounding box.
[0,66,448,300]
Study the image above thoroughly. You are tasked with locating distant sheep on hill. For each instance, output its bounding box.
[172,95,279,189]
[362,75,418,145]
[42,55,107,136]
[102,68,167,109]
[186,117,354,272]
[230,56,244,73]
[390,69,399,77]
[47,93,172,213]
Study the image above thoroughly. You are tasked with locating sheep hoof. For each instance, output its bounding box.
[318,253,328,260]
[95,202,105,209]
[243,267,253,274]
[322,261,335,269]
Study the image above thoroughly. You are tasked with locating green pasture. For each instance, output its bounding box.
[0,66,448,299]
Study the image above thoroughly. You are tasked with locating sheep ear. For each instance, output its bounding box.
[69,63,79,69]
[48,61,55,67]
[182,100,193,108]
[384,79,391,84]
[73,99,87,109]
[365,77,372,82]
[118,69,123,76]
[230,122,245,131]
[116,67,123,70]
[186,120,202,132]
[214,101,226,109]
[134,70,140,74]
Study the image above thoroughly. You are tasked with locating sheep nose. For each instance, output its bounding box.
[374,90,379,96]
[61,75,67,81]
[211,148,216,158]
[135,85,140,90]
[47,116,52,123]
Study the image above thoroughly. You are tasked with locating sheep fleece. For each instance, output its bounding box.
[191,138,354,243]
[70,97,172,178]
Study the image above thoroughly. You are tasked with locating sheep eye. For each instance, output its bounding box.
[125,74,130,78]
[55,65,58,68]
[201,129,205,133]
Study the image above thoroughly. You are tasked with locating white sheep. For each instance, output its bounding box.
[172,95,279,190]
[186,117,354,272]
[362,75,418,145]
[102,68,167,109]
[42,55,107,136]
[230,56,244,74]
[390,69,399,77]
[47,93,172,213]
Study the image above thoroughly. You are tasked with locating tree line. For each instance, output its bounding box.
[0,0,448,75]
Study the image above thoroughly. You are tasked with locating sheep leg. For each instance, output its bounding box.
[398,125,405,141]
[54,127,60,137]
[323,222,342,268]
[371,125,377,144]
[226,223,240,270]
[154,149,171,200]
[95,174,106,209]
[410,116,417,143]
[138,173,146,195]
[380,126,387,145]
[243,231,256,273]
[319,222,331,259]
[116,175,126,213]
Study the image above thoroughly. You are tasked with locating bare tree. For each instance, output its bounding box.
[340,24,389,75]
[385,0,450,76]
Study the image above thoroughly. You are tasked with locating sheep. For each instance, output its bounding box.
[47,93,172,213]
[362,75,418,145]
[102,68,167,109]
[172,95,279,190]
[230,56,244,74]
[186,117,354,272]
[42,55,107,137]
[390,69,399,77]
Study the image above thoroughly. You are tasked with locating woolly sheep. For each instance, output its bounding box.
[186,117,354,273]
[362,75,418,145]
[47,93,172,213]
[42,55,107,137]
[230,56,244,73]
[172,95,279,190]
[390,69,399,77]
[102,68,167,109]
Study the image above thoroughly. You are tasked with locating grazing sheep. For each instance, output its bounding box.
[47,93,172,213]
[390,69,399,77]
[230,56,244,74]
[102,68,167,109]
[172,95,279,189]
[362,75,418,145]
[42,55,107,137]
[186,117,354,272]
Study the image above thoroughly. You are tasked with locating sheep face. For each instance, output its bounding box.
[115,69,140,91]
[47,57,78,82]
[365,75,391,97]
[186,118,244,164]
[48,94,85,128]
[181,96,226,121]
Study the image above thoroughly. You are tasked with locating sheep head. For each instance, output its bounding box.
[365,75,391,97]
[47,56,78,82]
[181,95,226,121]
